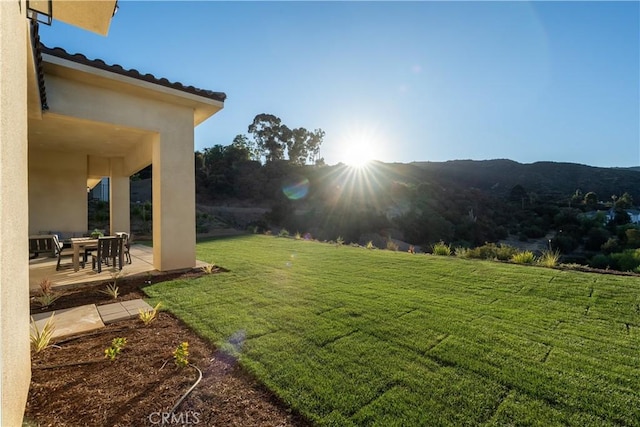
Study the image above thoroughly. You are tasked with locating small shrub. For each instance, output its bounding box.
[35,278,61,308]
[610,249,640,272]
[173,341,189,368]
[432,241,451,256]
[590,254,610,270]
[30,313,55,353]
[99,282,120,300]
[538,249,561,267]
[139,302,162,325]
[39,278,53,294]
[408,245,415,254]
[466,243,517,261]
[35,292,61,309]
[495,244,519,261]
[278,228,289,238]
[511,251,536,264]
[200,263,217,274]
[386,240,399,251]
[104,337,127,361]
[336,236,344,247]
[366,241,376,250]
[454,247,469,258]
[294,231,302,240]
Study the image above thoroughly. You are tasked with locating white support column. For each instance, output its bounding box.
[109,157,130,234]
[151,110,196,271]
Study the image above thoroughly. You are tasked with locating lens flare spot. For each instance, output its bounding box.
[282,177,310,200]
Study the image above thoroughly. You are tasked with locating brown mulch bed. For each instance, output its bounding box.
[26,272,310,427]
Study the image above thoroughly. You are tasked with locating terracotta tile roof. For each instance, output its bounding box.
[40,44,227,103]
[30,20,49,110]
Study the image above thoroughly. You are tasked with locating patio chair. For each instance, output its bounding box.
[29,235,70,270]
[29,235,57,259]
[91,236,124,273]
[115,232,132,264]
[51,235,72,271]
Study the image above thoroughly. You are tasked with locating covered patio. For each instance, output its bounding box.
[27,25,225,274]
[28,243,210,292]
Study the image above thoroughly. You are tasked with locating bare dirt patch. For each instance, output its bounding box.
[26,273,309,427]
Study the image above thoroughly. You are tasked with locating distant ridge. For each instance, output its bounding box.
[399,159,640,201]
[622,166,640,173]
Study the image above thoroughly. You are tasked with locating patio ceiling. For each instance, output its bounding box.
[28,113,152,158]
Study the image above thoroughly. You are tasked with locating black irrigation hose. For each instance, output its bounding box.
[167,364,203,418]
[52,326,132,345]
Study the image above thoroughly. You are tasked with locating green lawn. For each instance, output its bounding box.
[145,235,640,426]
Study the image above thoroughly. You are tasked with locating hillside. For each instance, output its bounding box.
[123,159,640,265]
[408,159,640,201]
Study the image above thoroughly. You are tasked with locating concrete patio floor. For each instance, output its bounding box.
[29,244,208,292]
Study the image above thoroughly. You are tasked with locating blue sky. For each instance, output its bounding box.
[40,1,639,167]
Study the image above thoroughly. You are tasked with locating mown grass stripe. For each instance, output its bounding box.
[144,235,640,425]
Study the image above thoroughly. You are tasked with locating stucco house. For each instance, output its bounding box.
[1,2,225,423]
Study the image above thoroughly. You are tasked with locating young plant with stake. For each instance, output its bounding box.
[99,282,120,299]
[139,302,162,325]
[30,313,56,353]
[34,278,62,308]
[200,263,217,274]
[104,337,127,361]
[173,342,190,368]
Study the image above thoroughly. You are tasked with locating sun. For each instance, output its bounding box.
[342,141,374,168]
[340,128,380,168]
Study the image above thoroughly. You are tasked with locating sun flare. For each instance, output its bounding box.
[340,128,380,168]
[343,142,374,168]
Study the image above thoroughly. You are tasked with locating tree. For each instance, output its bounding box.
[248,113,325,165]
[307,128,325,165]
[571,189,583,207]
[231,134,259,161]
[286,128,325,165]
[617,192,634,209]
[287,128,311,166]
[248,114,290,163]
[584,192,598,208]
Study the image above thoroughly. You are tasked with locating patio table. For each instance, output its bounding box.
[70,238,98,271]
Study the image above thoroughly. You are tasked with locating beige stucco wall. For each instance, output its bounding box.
[43,69,198,271]
[28,149,88,234]
[0,1,32,425]
[152,113,197,271]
